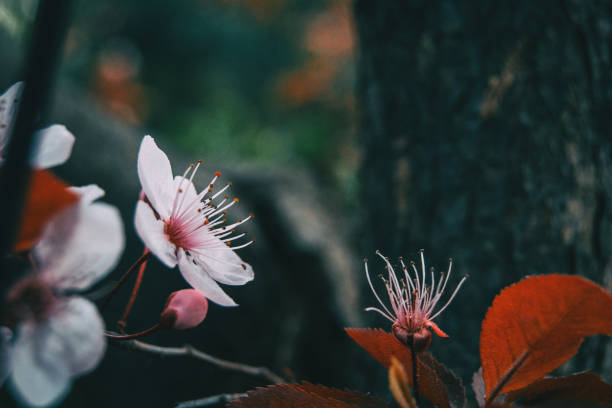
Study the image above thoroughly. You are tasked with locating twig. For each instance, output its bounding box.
[484,350,530,407]
[410,339,419,403]
[174,393,246,408]
[0,0,73,318]
[118,247,150,330]
[105,323,160,341]
[118,339,286,384]
[100,251,150,312]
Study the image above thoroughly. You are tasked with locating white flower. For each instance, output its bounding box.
[134,135,254,306]
[0,82,75,168]
[2,185,124,407]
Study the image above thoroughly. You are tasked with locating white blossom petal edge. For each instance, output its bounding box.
[134,135,254,306]
[0,83,75,168]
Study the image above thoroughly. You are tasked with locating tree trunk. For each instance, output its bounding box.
[355,0,612,381]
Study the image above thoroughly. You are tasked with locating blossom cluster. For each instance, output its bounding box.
[0,83,254,407]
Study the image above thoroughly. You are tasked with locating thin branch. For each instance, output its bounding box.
[100,251,150,312]
[484,350,530,407]
[118,339,286,384]
[118,247,150,330]
[174,393,246,408]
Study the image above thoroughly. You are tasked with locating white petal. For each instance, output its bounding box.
[68,184,105,204]
[177,248,237,307]
[11,297,105,407]
[193,244,254,286]
[30,125,75,168]
[36,201,125,291]
[0,82,23,151]
[0,326,12,386]
[134,200,177,268]
[137,135,175,219]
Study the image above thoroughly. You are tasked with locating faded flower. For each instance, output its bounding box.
[365,250,467,351]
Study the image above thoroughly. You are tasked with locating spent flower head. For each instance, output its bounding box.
[135,136,254,307]
[365,250,467,351]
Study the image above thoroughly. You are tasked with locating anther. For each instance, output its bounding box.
[249,213,254,218]
[241,264,246,270]
[228,182,232,186]
[419,249,424,253]
[226,241,231,246]
[215,171,221,177]
[189,163,195,168]
[224,195,229,200]
[363,258,368,263]
[198,159,203,164]
[233,197,239,203]
[178,189,183,193]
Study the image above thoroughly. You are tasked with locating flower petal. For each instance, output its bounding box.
[10,297,105,407]
[0,82,23,150]
[68,184,105,204]
[134,200,177,268]
[177,248,237,307]
[193,244,254,286]
[31,125,75,168]
[36,201,125,291]
[137,135,174,219]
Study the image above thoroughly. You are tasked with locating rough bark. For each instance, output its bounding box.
[355,0,612,381]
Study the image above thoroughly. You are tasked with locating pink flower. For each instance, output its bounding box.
[0,82,75,168]
[1,185,124,407]
[134,136,254,306]
[365,250,466,348]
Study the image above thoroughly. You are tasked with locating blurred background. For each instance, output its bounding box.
[2,0,612,407]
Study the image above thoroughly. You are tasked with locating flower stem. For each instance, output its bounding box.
[410,338,419,404]
[117,248,150,331]
[105,323,161,341]
[100,250,150,312]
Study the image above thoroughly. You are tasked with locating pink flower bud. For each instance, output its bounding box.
[160,289,208,330]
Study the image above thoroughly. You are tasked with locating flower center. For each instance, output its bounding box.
[4,277,56,326]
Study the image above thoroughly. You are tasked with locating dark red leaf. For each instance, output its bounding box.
[505,372,612,406]
[227,382,388,408]
[480,275,612,396]
[345,328,461,408]
[14,170,78,252]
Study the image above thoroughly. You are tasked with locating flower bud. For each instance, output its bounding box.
[392,323,432,353]
[159,289,208,330]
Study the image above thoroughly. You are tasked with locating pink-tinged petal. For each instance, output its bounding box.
[0,327,12,386]
[161,289,208,330]
[11,297,105,407]
[137,135,174,219]
[134,200,177,268]
[0,82,23,150]
[177,248,237,307]
[68,184,104,204]
[193,244,254,286]
[36,202,125,291]
[31,125,75,168]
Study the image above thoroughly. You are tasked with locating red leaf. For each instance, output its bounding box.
[480,274,612,396]
[345,328,463,408]
[14,170,78,252]
[505,372,612,406]
[227,382,388,408]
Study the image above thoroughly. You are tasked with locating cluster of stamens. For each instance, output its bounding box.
[365,249,467,348]
[163,161,254,261]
